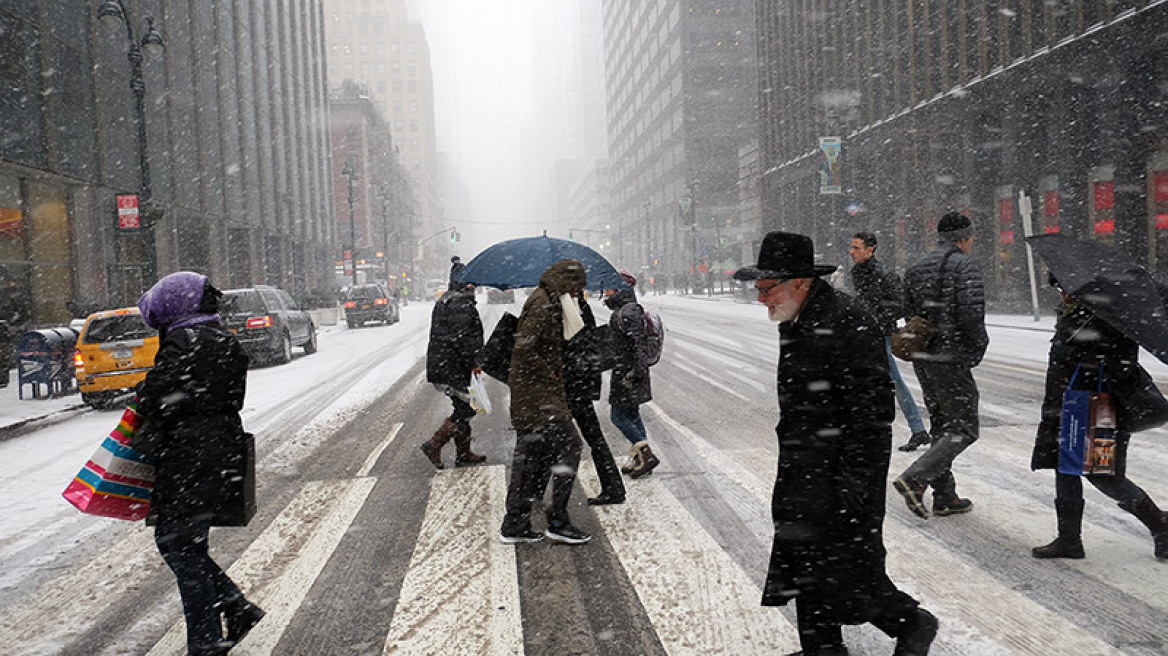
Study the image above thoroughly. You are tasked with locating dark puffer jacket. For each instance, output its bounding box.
[509,260,588,432]
[850,256,904,336]
[903,243,989,367]
[426,285,484,390]
[605,288,651,406]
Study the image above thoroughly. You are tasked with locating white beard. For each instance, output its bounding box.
[768,301,799,323]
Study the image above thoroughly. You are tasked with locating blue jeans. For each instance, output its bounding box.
[610,404,647,445]
[885,337,926,435]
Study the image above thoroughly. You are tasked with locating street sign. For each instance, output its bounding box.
[116,194,140,231]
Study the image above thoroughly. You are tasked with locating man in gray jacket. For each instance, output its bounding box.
[893,212,989,520]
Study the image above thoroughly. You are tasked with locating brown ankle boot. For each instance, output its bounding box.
[453,423,486,466]
[628,442,659,479]
[420,419,458,469]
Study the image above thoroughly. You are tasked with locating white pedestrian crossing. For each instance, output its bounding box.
[382,465,523,656]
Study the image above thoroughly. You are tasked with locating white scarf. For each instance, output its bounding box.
[561,293,585,341]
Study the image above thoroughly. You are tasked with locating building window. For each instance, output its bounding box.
[410,119,419,131]
[408,81,416,92]
[407,61,416,77]
[393,81,402,92]
[377,81,387,93]
[393,100,403,113]
[411,138,419,151]
[409,100,418,112]
[391,42,400,54]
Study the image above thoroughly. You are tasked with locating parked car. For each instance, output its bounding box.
[486,287,515,304]
[73,307,159,408]
[343,282,400,328]
[220,286,317,365]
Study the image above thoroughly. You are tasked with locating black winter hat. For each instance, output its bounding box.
[937,211,973,242]
[733,231,837,281]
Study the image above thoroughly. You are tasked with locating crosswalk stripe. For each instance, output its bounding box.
[358,422,404,477]
[577,471,802,654]
[644,403,1127,655]
[383,465,523,655]
[146,478,377,656]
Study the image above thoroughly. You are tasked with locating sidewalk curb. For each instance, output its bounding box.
[0,403,91,442]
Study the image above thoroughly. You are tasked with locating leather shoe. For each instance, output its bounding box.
[224,600,265,643]
[587,493,626,506]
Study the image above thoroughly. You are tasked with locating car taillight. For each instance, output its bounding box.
[374,298,388,305]
[343,301,357,309]
[73,349,85,372]
[246,316,273,329]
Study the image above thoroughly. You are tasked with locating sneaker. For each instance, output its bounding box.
[499,529,544,544]
[898,431,932,452]
[545,524,592,545]
[933,497,973,516]
[893,477,930,519]
[893,608,938,656]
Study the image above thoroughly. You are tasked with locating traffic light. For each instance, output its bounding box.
[449,228,460,243]
[569,231,574,241]
[449,230,455,243]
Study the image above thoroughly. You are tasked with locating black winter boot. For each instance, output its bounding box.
[223,598,266,643]
[1119,494,1168,560]
[1032,498,1086,559]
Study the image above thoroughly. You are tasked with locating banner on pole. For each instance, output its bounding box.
[818,137,842,195]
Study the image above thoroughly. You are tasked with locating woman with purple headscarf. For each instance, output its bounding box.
[134,271,263,655]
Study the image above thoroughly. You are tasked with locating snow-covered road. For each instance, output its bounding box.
[1,293,1167,655]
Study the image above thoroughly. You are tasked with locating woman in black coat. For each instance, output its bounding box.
[135,272,263,656]
[420,281,486,468]
[1031,278,1168,560]
[604,270,658,478]
[564,295,625,505]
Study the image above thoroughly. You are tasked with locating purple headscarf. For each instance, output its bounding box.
[137,271,220,330]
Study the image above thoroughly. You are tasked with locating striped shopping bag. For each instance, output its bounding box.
[62,402,155,521]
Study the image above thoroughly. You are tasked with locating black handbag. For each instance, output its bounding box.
[1114,364,1168,434]
[478,312,518,384]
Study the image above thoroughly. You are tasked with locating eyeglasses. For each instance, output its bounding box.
[755,280,788,296]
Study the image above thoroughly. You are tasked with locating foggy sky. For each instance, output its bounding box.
[408,0,558,258]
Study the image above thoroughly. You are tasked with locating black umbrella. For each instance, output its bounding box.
[1026,233,1168,365]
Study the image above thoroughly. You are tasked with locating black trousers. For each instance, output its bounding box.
[155,516,243,653]
[569,399,625,499]
[502,417,582,531]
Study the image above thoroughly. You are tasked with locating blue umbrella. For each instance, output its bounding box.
[453,235,628,291]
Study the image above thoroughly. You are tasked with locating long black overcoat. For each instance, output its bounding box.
[564,298,602,404]
[1032,302,1137,474]
[134,323,252,526]
[426,287,484,389]
[761,278,897,622]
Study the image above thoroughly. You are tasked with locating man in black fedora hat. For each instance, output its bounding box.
[736,231,937,656]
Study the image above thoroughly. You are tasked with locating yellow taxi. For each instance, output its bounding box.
[73,307,159,408]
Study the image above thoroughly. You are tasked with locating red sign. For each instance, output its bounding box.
[1094,181,1114,211]
[1095,219,1116,235]
[117,194,140,230]
[1043,191,1059,218]
[1000,231,1015,244]
[1156,213,1168,230]
[1044,225,1061,234]
[998,199,1013,223]
[1155,172,1168,203]
[343,250,353,276]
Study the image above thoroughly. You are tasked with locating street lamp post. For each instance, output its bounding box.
[341,158,359,286]
[99,0,164,286]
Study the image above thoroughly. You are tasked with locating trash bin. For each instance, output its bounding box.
[17,327,79,399]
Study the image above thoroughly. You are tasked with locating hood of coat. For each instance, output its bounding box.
[539,259,587,297]
[604,287,637,310]
[138,271,220,330]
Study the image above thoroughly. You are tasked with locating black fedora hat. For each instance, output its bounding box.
[733,231,837,281]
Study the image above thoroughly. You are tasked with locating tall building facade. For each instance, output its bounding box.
[322,0,443,277]
[757,0,1168,308]
[0,0,335,326]
[601,0,758,286]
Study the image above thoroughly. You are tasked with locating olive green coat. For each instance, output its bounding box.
[509,260,587,432]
